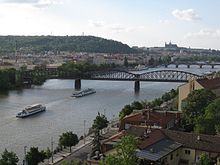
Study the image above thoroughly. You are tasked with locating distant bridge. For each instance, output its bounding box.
[23,68,204,92]
[165,62,220,69]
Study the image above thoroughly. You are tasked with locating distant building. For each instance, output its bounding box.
[165,41,178,50]
[178,77,220,111]
[119,109,181,131]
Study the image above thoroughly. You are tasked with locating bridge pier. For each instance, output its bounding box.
[75,79,81,90]
[176,65,178,68]
[200,65,202,69]
[134,81,140,92]
[165,65,168,68]
[212,65,214,69]
[187,65,190,68]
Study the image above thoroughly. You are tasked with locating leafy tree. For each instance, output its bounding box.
[123,56,128,67]
[92,113,109,131]
[26,147,46,165]
[148,56,155,66]
[92,129,102,154]
[61,160,88,165]
[183,89,216,123]
[100,135,138,165]
[119,104,133,120]
[194,98,220,135]
[0,149,19,165]
[45,147,52,163]
[130,101,143,110]
[199,154,213,165]
[59,132,79,152]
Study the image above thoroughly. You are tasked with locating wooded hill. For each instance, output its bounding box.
[0,35,136,54]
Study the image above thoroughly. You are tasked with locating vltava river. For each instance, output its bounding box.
[0,65,219,162]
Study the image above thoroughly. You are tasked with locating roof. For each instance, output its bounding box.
[197,77,220,89]
[161,129,220,153]
[136,138,182,161]
[120,110,180,130]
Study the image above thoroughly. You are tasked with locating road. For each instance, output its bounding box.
[54,142,92,165]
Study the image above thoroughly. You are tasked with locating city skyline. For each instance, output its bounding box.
[0,0,220,49]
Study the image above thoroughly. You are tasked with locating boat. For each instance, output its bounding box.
[72,88,96,98]
[16,104,46,118]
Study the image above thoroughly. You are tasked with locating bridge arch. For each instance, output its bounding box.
[138,70,203,82]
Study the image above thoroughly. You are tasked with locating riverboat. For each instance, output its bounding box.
[72,88,96,98]
[16,104,46,118]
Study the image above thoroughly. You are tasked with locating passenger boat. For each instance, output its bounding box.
[16,104,46,118]
[72,88,96,98]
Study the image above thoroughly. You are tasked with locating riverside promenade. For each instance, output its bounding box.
[40,119,119,165]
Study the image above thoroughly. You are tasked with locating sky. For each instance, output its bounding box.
[0,0,220,49]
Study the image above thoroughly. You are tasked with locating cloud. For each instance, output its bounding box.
[88,20,104,28]
[0,0,61,8]
[185,29,220,39]
[172,9,200,21]
[159,19,170,25]
[88,20,144,33]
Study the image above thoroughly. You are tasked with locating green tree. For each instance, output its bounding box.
[199,154,213,165]
[130,101,143,110]
[183,89,216,123]
[119,105,133,120]
[0,149,19,165]
[92,129,102,154]
[59,132,79,152]
[100,135,138,165]
[194,98,220,135]
[123,56,128,67]
[45,147,52,163]
[61,160,88,165]
[26,147,46,165]
[92,113,109,131]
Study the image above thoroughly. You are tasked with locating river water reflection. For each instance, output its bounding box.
[0,66,219,161]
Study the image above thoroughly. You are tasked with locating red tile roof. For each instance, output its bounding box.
[197,77,220,89]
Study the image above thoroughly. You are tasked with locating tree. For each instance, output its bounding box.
[119,104,133,120]
[45,147,52,163]
[194,98,220,135]
[123,56,128,67]
[130,101,143,110]
[183,89,216,123]
[59,132,79,152]
[26,147,46,165]
[92,129,102,154]
[92,113,109,131]
[0,149,19,165]
[100,135,138,165]
[61,160,88,165]
[199,154,213,165]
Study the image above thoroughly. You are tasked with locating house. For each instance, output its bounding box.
[101,126,220,165]
[119,109,181,131]
[178,77,220,111]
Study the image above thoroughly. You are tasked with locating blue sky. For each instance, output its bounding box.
[0,0,220,49]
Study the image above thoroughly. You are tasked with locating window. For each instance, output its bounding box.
[185,150,191,155]
[170,154,173,160]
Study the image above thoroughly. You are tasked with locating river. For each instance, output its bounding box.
[0,65,219,163]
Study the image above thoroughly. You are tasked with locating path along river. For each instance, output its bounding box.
[0,65,219,163]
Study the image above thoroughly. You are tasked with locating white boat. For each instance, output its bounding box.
[16,104,46,118]
[72,88,96,98]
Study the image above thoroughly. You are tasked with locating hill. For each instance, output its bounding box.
[0,35,136,54]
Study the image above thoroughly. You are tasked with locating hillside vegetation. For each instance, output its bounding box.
[0,35,136,54]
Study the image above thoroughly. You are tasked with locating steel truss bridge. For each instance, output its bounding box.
[23,68,204,91]
[89,69,203,82]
